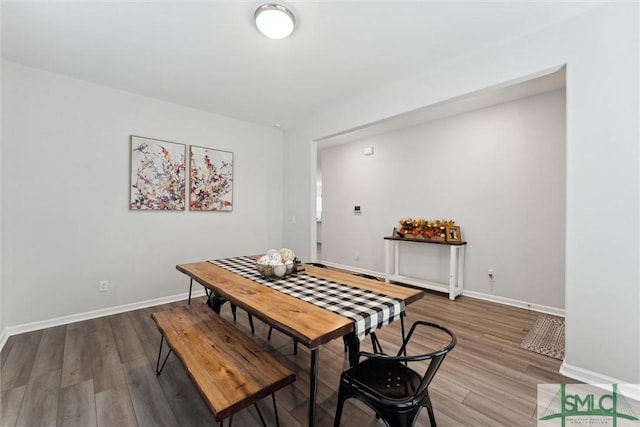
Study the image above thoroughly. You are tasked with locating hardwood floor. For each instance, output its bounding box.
[1,291,574,426]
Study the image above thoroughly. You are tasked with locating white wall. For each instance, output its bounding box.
[321,90,566,310]
[3,62,283,327]
[0,2,5,345]
[283,2,639,384]
[283,126,317,260]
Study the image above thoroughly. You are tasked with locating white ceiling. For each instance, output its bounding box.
[2,1,602,130]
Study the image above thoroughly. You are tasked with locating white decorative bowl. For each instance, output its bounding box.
[257,248,298,278]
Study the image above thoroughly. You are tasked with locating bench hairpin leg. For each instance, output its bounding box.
[272,393,281,427]
[219,394,278,427]
[254,402,268,427]
[219,415,233,427]
[248,313,255,334]
[155,335,172,375]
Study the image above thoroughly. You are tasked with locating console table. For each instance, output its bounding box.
[384,236,467,300]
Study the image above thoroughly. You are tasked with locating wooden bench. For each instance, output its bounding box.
[151,304,296,426]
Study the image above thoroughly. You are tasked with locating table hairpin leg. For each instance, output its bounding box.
[370,333,383,354]
[343,332,360,366]
[309,348,319,427]
[188,278,211,305]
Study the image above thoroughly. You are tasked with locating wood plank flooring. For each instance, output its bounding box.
[1,291,575,426]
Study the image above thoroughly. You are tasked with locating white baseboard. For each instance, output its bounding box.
[321,261,565,316]
[560,362,640,401]
[320,261,384,280]
[0,289,208,351]
[461,290,565,317]
[0,328,9,353]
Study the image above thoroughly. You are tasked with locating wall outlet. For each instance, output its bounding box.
[99,280,109,292]
[487,269,495,282]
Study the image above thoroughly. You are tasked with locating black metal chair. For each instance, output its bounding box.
[187,278,255,333]
[306,262,328,268]
[353,273,380,280]
[205,290,255,334]
[334,321,456,427]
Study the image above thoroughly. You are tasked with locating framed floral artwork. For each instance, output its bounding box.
[129,135,186,210]
[189,145,233,211]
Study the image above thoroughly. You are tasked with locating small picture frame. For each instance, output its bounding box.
[392,227,404,238]
[445,226,461,243]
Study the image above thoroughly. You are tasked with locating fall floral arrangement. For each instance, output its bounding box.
[397,218,457,240]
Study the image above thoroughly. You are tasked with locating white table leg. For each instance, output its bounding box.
[394,241,399,276]
[384,240,391,283]
[449,245,457,300]
[457,245,465,296]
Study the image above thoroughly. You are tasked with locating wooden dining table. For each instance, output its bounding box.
[176,258,424,427]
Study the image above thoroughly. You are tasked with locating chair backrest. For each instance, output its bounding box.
[305,262,328,268]
[397,321,456,398]
[353,273,381,281]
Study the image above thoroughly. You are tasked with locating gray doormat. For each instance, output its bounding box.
[520,314,565,360]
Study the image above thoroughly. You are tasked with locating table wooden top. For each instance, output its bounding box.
[176,261,424,349]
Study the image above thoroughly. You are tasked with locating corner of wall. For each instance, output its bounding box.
[282,128,315,261]
[0,0,5,351]
[560,362,640,401]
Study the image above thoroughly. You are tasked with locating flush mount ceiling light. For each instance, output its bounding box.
[254,4,295,39]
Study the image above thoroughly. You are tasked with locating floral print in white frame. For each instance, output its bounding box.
[189,145,233,211]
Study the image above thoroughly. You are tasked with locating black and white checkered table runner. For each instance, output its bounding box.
[209,256,405,341]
